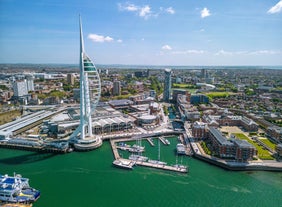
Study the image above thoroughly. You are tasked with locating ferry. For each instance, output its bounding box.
[0,173,40,204]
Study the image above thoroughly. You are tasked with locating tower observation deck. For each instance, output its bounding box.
[70,16,102,151]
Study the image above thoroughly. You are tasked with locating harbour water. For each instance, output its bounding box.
[1,138,282,207]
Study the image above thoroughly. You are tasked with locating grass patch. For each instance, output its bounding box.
[0,110,21,125]
[200,141,211,155]
[234,133,274,160]
[259,138,276,150]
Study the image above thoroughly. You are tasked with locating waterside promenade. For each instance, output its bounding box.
[190,140,282,171]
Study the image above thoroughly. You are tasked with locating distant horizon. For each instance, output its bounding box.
[1,63,282,69]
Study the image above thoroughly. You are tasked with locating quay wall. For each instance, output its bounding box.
[0,143,69,154]
[193,153,282,172]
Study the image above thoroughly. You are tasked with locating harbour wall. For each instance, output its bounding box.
[193,153,282,172]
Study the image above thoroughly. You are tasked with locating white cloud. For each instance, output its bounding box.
[165,7,175,14]
[118,3,174,19]
[215,49,233,56]
[118,3,138,11]
[172,50,205,54]
[117,39,123,43]
[139,5,151,19]
[201,7,211,18]
[249,50,281,55]
[214,49,281,56]
[88,34,114,43]
[267,0,282,14]
[162,45,172,50]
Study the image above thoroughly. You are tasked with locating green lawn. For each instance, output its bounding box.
[0,110,21,125]
[258,138,276,150]
[233,133,274,160]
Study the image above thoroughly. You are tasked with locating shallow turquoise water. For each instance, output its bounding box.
[1,138,282,207]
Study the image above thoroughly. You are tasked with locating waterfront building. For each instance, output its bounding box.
[163,68,172,102]
[113,80,121,96]
[108,99,133,109]
[67,73,75,85]
[192,121,207,139]
[208,127,256,161]
[69,17,102,150]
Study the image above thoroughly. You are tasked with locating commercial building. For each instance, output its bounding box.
[26,75,35,91]
[13,80,28,97]
[203,115,258,132]
[113,80,121,96]
[172,89,190,103]
[163,68,172,102]
[67,73,75,85]
[190,94,209,105]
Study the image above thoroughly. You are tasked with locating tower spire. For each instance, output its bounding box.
[79,15,84,54]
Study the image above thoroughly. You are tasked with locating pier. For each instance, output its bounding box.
[158,137,168,145]
[146,138,155,146]
[135,160,188,173]
[110,139,120,159]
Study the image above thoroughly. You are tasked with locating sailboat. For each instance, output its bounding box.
[129,138,148,161]
[148,139,167,165]
[173,151,188,172]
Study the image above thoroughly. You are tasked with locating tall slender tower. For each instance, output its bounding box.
[70,16,102,151]
[163,68,172,102]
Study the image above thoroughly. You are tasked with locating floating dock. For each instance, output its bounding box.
[135,160,188,173]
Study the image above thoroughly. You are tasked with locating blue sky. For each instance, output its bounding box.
[0,0,282,65]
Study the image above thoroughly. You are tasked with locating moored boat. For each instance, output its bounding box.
[113,159,135,170]
[0,173,40,204]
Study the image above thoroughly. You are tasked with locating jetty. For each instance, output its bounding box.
[135,161,188,173]
[110,139,120,159]
[146,138,155,146]
[158,137,168,145]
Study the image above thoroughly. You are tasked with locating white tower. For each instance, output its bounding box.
[70,16,102,151]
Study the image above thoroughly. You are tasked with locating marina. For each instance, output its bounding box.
[110,136,188,173]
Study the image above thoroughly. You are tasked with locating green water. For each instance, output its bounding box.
[1,138,282,207]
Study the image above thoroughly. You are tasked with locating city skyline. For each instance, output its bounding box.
[0,0,282,65]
